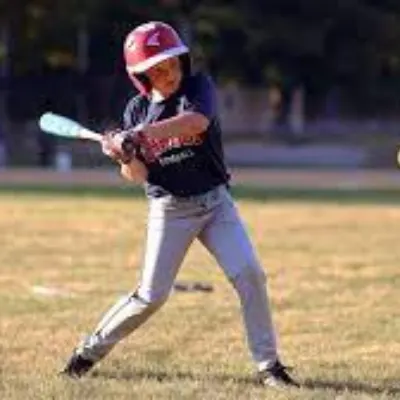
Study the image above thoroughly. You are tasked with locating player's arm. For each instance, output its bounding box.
[137,74,216,140]
[142,112,209,139]
[119,158,148,184]
[101,131,148,184]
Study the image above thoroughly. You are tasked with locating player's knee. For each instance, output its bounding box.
[135,288,169,309]
[231,263,266,292]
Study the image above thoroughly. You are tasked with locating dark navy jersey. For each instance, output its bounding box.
[123,72,230,198]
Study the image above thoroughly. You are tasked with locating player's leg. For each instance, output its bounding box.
[62,197,204,377]
[198,189,299,387]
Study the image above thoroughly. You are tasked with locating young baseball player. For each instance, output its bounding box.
[62,21,299,388]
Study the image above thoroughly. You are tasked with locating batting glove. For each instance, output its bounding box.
[101,130,137,164]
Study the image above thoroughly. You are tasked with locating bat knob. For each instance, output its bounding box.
[122,129,146,155]
[122,137,136,154]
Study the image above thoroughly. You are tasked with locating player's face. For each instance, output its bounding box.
[145,57,182,97]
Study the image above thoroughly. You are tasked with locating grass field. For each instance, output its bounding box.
[1,186,400,399]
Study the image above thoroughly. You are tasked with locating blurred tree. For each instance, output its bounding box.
[3,0,400,115]
[189,0,400,114]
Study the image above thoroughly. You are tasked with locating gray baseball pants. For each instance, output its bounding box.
[76,185,278,371]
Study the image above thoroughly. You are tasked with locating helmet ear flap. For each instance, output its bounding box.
[129,73,152,95]
[129,55,191,96]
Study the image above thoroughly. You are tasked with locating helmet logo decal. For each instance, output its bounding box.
[146,32,160,47]
[125,36,136,51]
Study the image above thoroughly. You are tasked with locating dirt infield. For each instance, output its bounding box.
[1,167,400,190]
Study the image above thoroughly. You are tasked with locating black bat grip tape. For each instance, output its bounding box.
[122,137,137,154]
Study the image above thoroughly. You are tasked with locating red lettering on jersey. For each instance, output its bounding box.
[139,132,204,163]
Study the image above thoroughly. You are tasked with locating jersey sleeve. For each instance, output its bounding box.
[184,73,218,119]
[122,95,144,130]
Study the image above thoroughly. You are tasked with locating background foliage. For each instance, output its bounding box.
[2,0,400,115]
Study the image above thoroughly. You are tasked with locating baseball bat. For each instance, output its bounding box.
[39,112,103,142]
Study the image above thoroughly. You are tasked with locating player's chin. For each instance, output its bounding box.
[164,80,180,93]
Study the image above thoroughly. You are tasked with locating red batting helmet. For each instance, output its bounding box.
[123,21,189,95]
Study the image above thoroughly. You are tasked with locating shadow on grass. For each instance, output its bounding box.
[3,184,400,204]
[91,368,254,385]
[302,379,400,396]
[91,368,400,396]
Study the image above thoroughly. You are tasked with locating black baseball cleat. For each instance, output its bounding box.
[259,360,300,389]
[60,352,95,379]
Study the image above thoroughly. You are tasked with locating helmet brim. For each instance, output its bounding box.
[126,45,189,74]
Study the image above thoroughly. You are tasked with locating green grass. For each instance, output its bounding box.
[1,187,400,399]
[4,183,400,204]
